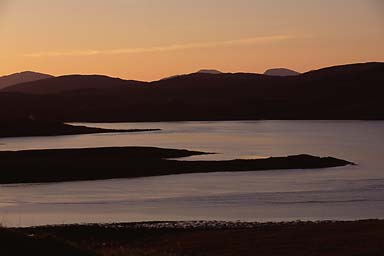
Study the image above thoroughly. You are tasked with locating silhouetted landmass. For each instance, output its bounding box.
[0,147,352,184]
[0,71,53,90]
[0,121,160,138]
[6,220,384,256]
[264,68,300,76]
[1,74,145,94]
[161,69,222,81]
[0,62,383,121]
[197,69,223,74]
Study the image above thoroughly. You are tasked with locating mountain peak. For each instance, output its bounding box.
[196,69,223,75]
[0,71,54,90]
[264,68,300,77]
[1,74,146,95]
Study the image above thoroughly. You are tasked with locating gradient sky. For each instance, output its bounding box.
[0,0,383,81]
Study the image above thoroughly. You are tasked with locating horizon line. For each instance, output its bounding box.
[1,61,382,82]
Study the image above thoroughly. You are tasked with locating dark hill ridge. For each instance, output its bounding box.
[160,69,223,81]
[197,69,223,74]
[2,74,146,94]
[264,68,300,76]
[303,62,384,78]
[0,62,383,121]
[0,71,53,90]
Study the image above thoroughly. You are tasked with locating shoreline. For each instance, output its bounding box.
[3,219,383,256]
[16,219,381,229]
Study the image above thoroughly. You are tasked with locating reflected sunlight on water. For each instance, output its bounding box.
[1,121,384,226]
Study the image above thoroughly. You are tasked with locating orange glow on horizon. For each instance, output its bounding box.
[0,0,383,81]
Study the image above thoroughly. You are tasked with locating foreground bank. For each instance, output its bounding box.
[2,220,383,256]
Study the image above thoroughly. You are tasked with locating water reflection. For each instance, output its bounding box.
[1,121,384,226]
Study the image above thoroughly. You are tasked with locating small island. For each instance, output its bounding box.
[0,120,160,138]
[0,146,353,184]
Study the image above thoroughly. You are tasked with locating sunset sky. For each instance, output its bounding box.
[0,0,383,81]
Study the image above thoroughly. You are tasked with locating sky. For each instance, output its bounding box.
[0,0,383,81]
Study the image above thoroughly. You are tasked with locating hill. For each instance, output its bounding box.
[2,74,146,94]
[0,71,53,90]
[264,68,300,76]
[160,69,223,81]
[197,69,223,74]
[0,62,382,121]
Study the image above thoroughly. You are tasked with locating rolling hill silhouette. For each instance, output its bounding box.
[2,74,145,94]
[0,71,53,90]
[160,69,222,81]
[264,68,300,76]
[0,62,382,121]
[197,69,223,74]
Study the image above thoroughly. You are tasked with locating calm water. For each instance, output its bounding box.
[0,121,383,227]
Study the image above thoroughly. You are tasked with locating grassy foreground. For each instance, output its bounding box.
[2,220,383,256]
[0,146,353,184]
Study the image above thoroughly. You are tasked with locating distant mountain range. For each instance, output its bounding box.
[0,67,302,92]
[197,69,223,75]
[161,69,223,81]
[264,68,300,76]
[0,62,383,121]
[2,74,144,94]
[0,71,53,90]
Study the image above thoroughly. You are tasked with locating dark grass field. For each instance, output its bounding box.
[0,228,94,256]
[3,220,383,256]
